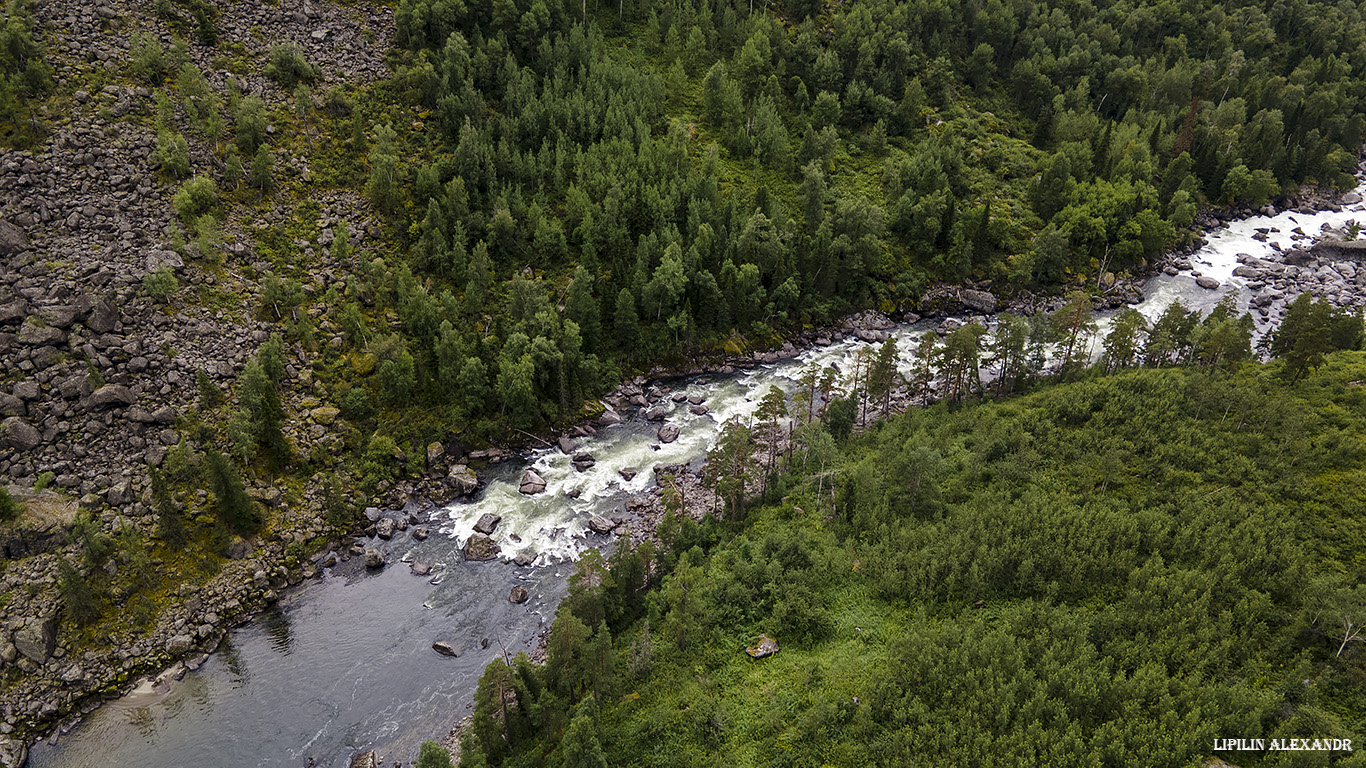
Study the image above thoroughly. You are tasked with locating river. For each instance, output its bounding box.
[28,185,1366,768]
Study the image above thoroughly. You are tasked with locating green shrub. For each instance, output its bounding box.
[143,267,179,303]
[0,487,19,522]
[130,34,165,84]
[172,176,219,222]
[154,129,190,178]
[264,44,315,89]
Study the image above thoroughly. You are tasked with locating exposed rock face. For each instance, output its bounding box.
[431,641,458,657]
[13,614,56,663]
[0,417,40,450]
[519,469,547,495]
[508,586,529,604]
[448,464,479,496]
[657,424,680,443]
[474,513,501,535]
[463,533,500,561]
[746,634,779,659]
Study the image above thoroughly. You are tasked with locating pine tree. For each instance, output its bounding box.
[562,699,609,768]
[203,448,261,535]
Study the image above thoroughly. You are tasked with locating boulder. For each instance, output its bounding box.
[0,417,40,450]
[86,299,118,334]
[17,323,64,346]
[960,288,997,313]
[412,527,429,541]
[657,424,680,443]
[1195,275,1221,290]
[0,736,25,768]
[619,468,637,482]
[0,220,26,255]
[474,513,502,535]
[514,552,536,567]
[37,305,78,329]
[310,406,340,425]
[746,633,779,659]
[349,751,381,768]
[595,409,622,427]
[364,549,384,568]
[690,405,709,416]
[587,515,614,535]
[572,452,596,471]
[509,586,530,604]
[426,441,445,466]
[410,562,431,576]
[688,395,705,405]
[447,464,479,496]
[645,406,667,422]
[463,533,500,561]
[375,518,396,539]
[13,615,55,663]
[432,641,458,657]
[0,301,25,325]
[166,633,193,655]
[519,469,547,495]
[88,384,136,408]
[226,537,253,560]
[557,435,576,454]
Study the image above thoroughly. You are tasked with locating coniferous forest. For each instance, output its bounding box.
[4,0,1366,760]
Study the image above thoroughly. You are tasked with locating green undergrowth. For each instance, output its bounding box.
[469,354,1366,768]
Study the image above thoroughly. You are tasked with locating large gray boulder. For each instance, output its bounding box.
[595,409,622,427]
[960,288,998,313]
[375,518,396,539]
[13,615,55,662]
[557,435,576,454]
[519,469,547,495]
[85,299,118,334]
[0,417,40,450]
[657,424,680,443]
[447,464,479,496]
[509,586,530,604]
[17,322,64,346]
[364,549,384,568]
[474,513,501,535]
[88,384,136,408]
[0,220,27,255]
